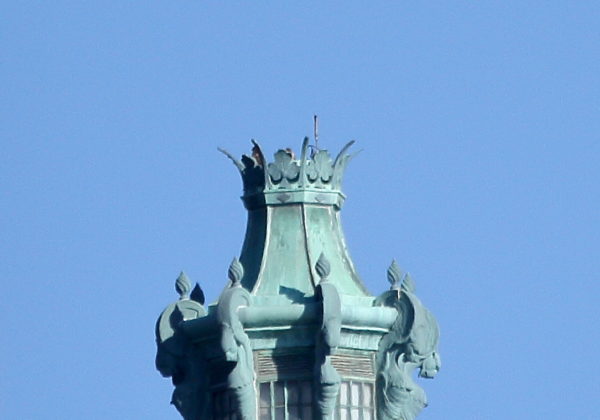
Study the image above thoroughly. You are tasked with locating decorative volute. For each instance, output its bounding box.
[220,138,368,299]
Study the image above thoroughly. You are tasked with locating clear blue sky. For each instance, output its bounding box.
[2,2,599,419]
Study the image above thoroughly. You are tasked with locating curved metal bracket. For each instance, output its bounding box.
[216,258,256,420]
[375,261,441,420]
[155,273,208,420]
[314,253,342,420]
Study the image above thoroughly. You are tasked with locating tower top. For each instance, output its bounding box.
[219,137,357,210]
[219,138,367,298]
[155,135,441,420]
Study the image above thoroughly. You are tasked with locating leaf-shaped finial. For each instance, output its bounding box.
[175,271,191,299]
[387,260,402,290]
[315,252,331,281]
[401,272,416,293]
[190,283,205,305]
[228,257,244,286]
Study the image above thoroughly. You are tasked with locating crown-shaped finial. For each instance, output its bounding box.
[219,138,359,204]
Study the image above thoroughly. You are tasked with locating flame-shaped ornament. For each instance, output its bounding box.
[175,271,191,299]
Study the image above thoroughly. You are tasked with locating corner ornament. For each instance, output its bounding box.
[314,253,342,420]
[216,258,256,420]
[374,260,441,420]
[155,272,207,419]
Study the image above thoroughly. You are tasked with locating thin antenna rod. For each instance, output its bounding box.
[313,114,319,150]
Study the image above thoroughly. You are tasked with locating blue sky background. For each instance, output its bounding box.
[2,2,599,419]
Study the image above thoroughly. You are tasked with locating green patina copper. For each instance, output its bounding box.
[155,138,441,420]
[224,137,367,299]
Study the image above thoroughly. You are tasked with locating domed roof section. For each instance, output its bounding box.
[219,138,369,300]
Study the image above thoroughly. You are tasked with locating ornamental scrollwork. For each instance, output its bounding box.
[375,261,441,420]
[216,258,256,420]
[155,272,207,420]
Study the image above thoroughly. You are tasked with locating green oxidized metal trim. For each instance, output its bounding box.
[219,137,358,198]
[216,258,256,420]
[220,139,368,298]
[313,253,342,420]
[179,300,397,353]
[374,261,441,420]
[156,139,441,420]
[155,272,208,419]
[243,189,345,210]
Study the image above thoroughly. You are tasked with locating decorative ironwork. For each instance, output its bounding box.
[219,139,358,197]
[375,266,441,420]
